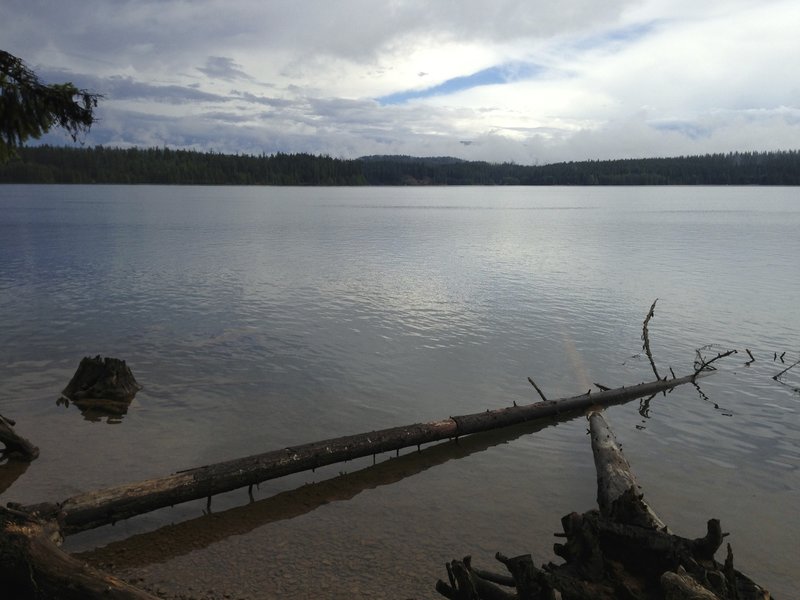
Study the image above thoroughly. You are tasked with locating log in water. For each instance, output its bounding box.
[29,374,700,535]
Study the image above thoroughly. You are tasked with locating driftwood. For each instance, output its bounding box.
[0,505,158,600]
[590,410,666,530]
[25,372,703,535]
[435,411,771,600]
[0,414,39,461]
[5,301,755,599]
[3,377,708,600]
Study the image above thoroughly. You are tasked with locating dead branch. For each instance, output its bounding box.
[694,348,738,375]
[773,358,799,381]
[642,298,662,381]
[745,349,755,366]
[527,377,548,401]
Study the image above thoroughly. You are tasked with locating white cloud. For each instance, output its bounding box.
[3,0,799,162]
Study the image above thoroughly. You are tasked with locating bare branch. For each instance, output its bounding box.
[641,298,662,381]
[527,376,548,401]
[773,358,799,381]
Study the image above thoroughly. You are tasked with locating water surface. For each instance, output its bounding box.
[0,185,797,598]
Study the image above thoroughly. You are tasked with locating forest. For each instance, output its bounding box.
[0,145,799,186]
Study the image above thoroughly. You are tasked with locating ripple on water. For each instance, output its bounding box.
[1,185,798,598]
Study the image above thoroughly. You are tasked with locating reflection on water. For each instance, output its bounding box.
[56,395,130,423]
[76,417,562,571]
[0,458,29,495]
[0,185,798,597]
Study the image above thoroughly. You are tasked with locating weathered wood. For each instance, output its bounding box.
[435,410,773,600]
[0,506,157,600]
[642,298,662,381]
[661,566,721,600]
[62,355,142,403]
[0,414,39,461]
[588,410,667,530]
[29,373,702,535]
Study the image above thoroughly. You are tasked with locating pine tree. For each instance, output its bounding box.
[0,50,101,161]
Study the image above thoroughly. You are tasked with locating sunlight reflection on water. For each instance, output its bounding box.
[0,185,798,598]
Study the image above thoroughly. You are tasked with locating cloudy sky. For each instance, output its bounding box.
[2,0,799,163]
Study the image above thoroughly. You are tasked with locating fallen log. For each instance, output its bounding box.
[25,372,703,535]
[75,418,562,571]
[0,413,39,461]
[435,410,772,600]
[0,505,158,600]
[589,410,666,530]
[0,301,754,599]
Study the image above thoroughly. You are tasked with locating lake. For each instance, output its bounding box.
[0,184,797,598]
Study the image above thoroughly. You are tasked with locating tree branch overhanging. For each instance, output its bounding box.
[0,50,101,161]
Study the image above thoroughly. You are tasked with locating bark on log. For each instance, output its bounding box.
[661,566,724,600]
[28,373,702,535]
[0,414,39,461]
[0,506,158,600]
[589,410,666,530]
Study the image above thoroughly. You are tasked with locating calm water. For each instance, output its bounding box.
[0,185,798,598]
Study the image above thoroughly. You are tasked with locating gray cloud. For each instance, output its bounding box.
[231,91,294,108]
[1,0,633,69]
[3,0,799,163]
[198,56,253,81]
[37,69,231,104]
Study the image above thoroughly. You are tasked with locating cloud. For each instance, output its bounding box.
[34,66,229,101]
[197,56,253,82]
[650,121,712,141]
[3,0,799,163]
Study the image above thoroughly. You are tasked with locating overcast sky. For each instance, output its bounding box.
[2,0,799,163]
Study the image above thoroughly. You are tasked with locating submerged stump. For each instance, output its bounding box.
[61,356,141,411]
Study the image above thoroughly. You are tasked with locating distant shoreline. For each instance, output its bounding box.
[2,146,799,186]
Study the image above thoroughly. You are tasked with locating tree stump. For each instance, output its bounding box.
[61,356,142,408]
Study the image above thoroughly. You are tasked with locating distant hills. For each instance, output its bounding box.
[1,145,799,185]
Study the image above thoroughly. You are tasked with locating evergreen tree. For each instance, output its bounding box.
[0,50,101,161]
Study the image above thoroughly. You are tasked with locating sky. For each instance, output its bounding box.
[2,0,799,164]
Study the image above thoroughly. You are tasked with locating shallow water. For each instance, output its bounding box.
[0,185,798,598]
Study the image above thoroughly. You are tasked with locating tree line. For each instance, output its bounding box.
[1,145,799,185]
